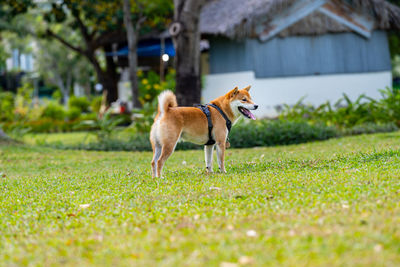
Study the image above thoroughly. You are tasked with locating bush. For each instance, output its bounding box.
[229,120,338,148]
[67,106,81,121]
[278,88,400,129]
[3,119,96,133]
[13,82,34,120]
[0,91,15,122]
[68,96,90,113]
[341,122,398,136]
[138,69,175,104]
[41,102,66,120]
[90,96,103,113]
[40,119,339,151]
[131,99,157,133]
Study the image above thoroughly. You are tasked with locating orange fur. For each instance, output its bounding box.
[150,86,257,178]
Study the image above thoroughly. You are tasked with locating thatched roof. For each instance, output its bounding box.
[200,0,400,40]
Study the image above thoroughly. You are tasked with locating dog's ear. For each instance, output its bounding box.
[227,86,239,98]
[243,85,251,92]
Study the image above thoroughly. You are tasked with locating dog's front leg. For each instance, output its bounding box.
[216,142,226,173]
[204,145,214,173]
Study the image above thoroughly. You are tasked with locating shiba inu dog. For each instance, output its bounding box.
[150,86,258,178]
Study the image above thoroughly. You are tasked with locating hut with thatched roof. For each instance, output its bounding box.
[200,0,400,116]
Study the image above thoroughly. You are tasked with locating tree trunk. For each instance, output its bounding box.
[172,0,207,106]
[87,49,119,104]
[104,45,120,104]
[123,0,142,108]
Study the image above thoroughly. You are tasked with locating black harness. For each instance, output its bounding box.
[195,103,232,145]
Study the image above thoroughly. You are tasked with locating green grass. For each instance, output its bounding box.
[1,132,400,266]
[23,131,98,145]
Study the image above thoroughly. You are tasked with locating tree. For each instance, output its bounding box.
[388,0,400,56]
[41,0,172,106]
[0,0,34,73]
[171,0,208,106]
[0,0,34,32]
[36,36,93,105]
[123,0,143,109]
[123,0,173,108]
[41,0,126,104]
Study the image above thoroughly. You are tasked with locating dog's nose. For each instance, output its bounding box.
[254,105,258,110]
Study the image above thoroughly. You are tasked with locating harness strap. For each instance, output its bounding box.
[195,103,232,146]
[194,104,215,145]
[207,103,232,133]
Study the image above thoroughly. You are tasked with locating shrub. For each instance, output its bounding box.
[376,87,400,125]
[131,99,157,133]
[40,119,339,151]
[278,88,400,129]
[90,96,103,113]
[77,110,124,141]
[229,120,338,148]
[67,106,81,121]
[341,122,398,136]
[0,91,15,122]
[138,69,175,104]
[14,82,34,120]
[68,96,90,113]
[41,102,66,120]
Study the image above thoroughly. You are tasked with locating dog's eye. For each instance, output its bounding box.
[242,98,247,101]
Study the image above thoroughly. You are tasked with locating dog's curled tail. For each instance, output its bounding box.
[158,90,177,115]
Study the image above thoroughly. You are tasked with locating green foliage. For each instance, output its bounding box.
[68,96,90,113]
[0,91,15,122]
[90,96,103,113]
[41,102,65,120]
[376,87,400,125]
[131,99,157,133]
[138,69,175,104]
[40,120,337,152]
[229,120,338,148]
[67,106,81,121]
[13,82,34,120]
[51,88,63,102]
[3,118,95,133]
[79,110,124,141]
[341,122,398,136]
[279,88,400,128]
[0,45,9,71]
[6,124,31,141]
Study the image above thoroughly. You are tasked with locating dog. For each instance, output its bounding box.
[150,86,258,178]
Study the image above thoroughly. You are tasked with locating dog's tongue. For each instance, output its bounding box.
[249,111,256,120]
[244,109,256,120]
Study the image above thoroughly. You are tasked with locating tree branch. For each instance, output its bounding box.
[46,29,84,54]
[93,30,126,48]
[133,0,146,29]
[71,8,92,45]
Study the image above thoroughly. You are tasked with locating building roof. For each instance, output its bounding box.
[200,0,400,40]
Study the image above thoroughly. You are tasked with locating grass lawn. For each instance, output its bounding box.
[23,131,99,146]
[1,132,400,266]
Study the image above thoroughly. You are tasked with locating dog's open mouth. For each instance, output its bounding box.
[238,107,256,120]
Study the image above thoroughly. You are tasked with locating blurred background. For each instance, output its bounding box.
[1,0,400,150]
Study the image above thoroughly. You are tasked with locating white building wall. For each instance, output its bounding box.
[203,71,392,118]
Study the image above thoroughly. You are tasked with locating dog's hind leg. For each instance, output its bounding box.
[204,145,214,173]
[216,142,227,173]
[151,142,162,178]
[156,132,180,178]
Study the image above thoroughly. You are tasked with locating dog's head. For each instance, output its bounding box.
[226,85,258,120]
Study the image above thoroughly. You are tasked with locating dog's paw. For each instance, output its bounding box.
[218,168,227,174]
[206,167,214,174]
